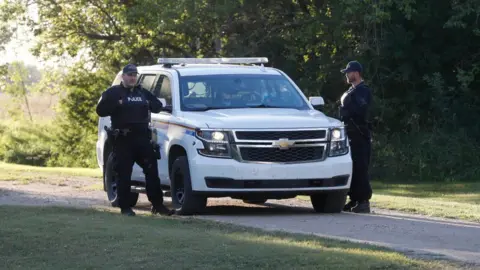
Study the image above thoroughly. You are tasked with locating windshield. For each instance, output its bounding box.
[179,74,310,111]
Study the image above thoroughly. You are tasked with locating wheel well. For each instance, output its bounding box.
[169,145,187,175]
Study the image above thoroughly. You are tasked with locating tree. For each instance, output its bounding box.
[0,61,42,121]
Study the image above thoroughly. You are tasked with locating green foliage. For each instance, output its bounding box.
[0,61,43,121]
[373,130,480,182]
[0,120,54,166]
[0,0,479,181]
[46,63,113,168]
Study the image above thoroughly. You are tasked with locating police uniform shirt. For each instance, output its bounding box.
[96,83,163,129]
[340,81,371,126]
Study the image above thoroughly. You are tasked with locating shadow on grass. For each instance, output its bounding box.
[0,205,460,270]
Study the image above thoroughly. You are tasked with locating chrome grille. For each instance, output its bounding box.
[232,129,329,163]
[235,130,327,141]
[239,146,325,163]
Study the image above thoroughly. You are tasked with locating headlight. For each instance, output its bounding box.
[328,127,349,157]
[195,129,231,158]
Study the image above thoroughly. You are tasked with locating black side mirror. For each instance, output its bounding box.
[162,105,173,113]
[312,104,324,112]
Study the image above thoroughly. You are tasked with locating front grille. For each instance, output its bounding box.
[235,130,326,141]
[239,146,325,162]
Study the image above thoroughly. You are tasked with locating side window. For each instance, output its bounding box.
[153,75,172,105]
[139,74,157,92]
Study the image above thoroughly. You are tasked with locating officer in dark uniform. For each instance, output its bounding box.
[96,64,174,216]
[339,60,373,213]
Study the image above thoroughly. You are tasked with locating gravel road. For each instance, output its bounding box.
[1,177,479,268]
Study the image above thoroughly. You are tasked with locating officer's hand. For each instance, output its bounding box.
[119,99,123,105]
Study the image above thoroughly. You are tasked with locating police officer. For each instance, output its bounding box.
[339,60,373,213]
[96,64,174,216]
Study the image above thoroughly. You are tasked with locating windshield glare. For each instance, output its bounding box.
[179,74,310,111]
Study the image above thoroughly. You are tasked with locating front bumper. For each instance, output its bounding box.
[189,152,352,194]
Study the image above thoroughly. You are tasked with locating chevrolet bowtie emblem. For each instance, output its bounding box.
[274,138,294,149]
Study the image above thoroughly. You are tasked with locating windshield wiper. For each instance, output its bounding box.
[186,106,244,111]
[247,104,295,109]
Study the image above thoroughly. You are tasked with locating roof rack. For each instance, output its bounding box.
[157,57,268,66]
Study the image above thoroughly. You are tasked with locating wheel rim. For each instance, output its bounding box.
[174,170,185,205]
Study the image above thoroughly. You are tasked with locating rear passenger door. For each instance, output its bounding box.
[149,73,174,185]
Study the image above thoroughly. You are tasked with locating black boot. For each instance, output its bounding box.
[343,200,357,212]
[352,200,370,213]
[151,205,175,216]
[121,208,136,216]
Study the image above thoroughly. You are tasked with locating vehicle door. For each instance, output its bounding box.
[149,72,174,185]
[130,73,159,181]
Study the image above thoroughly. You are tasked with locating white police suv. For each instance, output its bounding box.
[96,57,352,215]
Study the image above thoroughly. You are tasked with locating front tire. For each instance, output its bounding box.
[310,191,347,213]
[170,156,207,215]
[105,152,139,208]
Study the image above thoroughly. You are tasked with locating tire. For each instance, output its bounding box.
[104,152,139,208]
[310,190,347,213]
[242,199,268,204]
[170,156,207,215]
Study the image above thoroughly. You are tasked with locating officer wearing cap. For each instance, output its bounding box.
[96,63,174,216]
[339,60,373,213]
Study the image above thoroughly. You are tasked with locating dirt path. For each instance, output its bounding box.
[1,177,480,268]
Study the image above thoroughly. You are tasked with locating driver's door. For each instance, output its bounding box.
[149,72,174,186]
[130,73,159,182]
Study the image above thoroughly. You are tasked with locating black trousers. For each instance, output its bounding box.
[112,130,163,209]
[348,134,373,202]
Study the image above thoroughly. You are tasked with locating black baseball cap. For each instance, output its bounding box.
[123,64,138,74]
[341,61,362,73]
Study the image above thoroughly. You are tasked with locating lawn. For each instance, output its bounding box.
[369,181,480,222]
[0,206,460,270]
[299,180,480,222]
[2,162,480,222]
[0,161,102,181]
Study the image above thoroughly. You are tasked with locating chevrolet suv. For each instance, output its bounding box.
[96,57,352,215]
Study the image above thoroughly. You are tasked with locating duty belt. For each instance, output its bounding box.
[104,126,131,138]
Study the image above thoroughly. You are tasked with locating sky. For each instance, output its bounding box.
[0,0,38,66]
[0,1,76,69]
[0,24,39,65]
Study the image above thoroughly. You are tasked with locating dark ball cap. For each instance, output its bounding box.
[341,61,362,73]
[123,64,138,74]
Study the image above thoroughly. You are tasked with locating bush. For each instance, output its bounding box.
[45,65,113,168]
[372,130,480,182]
[0,120,55,166]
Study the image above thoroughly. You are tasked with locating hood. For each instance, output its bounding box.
[182,108,340,129]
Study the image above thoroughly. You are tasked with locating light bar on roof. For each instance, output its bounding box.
[157,57,269,65]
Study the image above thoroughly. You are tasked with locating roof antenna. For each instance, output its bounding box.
[260,63,266,72]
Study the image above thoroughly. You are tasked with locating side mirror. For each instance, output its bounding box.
[158,98,167,107]
[163,105,173,113]
[309,96,324,111]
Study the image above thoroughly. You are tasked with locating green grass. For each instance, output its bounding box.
[371,181,480,204]
[3,161,480,222]
[0,161,101,182]
[0,206,460,270]
[370,181,480,222]
[299,180,480,222]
